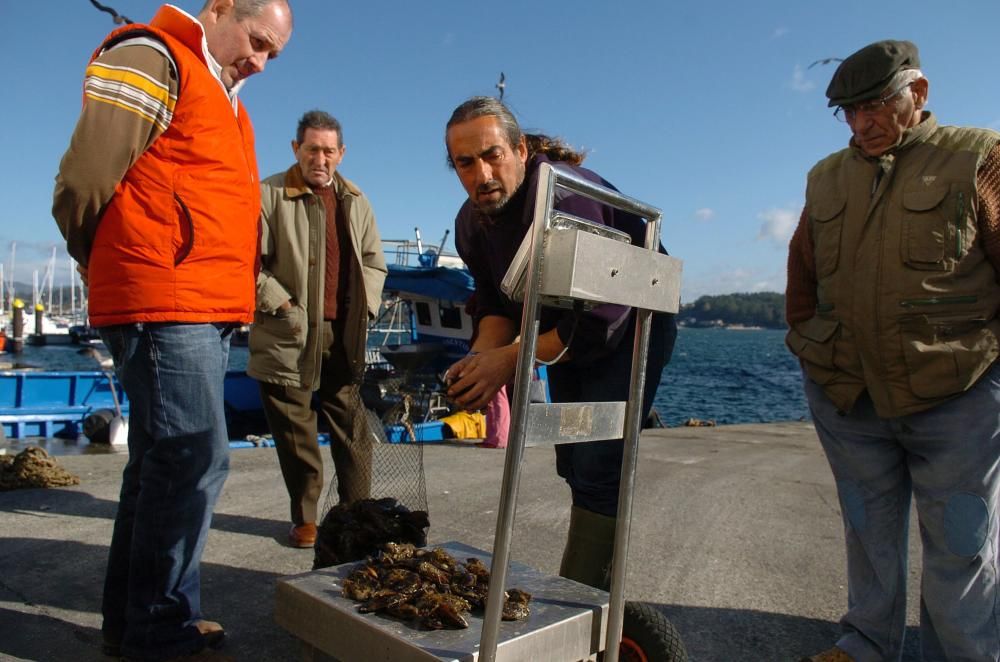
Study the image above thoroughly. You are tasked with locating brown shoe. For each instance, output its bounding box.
[799,647,855,662]
[105,620,225,657]
[288,522,317,548]
[194,620,225,649]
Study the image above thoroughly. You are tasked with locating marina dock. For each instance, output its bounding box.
[0,422,925,661]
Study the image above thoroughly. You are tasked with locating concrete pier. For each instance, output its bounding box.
[0,423,924,661]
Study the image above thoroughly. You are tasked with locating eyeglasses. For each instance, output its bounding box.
[833,81,914,123]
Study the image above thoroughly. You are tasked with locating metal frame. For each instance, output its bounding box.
[478,163,678,662]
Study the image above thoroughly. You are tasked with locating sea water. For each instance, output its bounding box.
[17,327,809,427]
[653,327,808,426]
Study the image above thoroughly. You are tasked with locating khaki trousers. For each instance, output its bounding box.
[258,320,372,525]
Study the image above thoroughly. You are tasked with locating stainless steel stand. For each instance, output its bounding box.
[273,163,682,662]
[479,163,681,662]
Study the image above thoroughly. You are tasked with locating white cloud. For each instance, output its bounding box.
[694,208,715,222]
[771,27,789,39]
[756,207,799,245]
[789,64,815,93]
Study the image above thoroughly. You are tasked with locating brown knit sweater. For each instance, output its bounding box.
[786,143,1000,325]
[313,184,351,320]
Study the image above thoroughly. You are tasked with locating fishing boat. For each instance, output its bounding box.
[0,369,127,439]
[0,231,477,445]
[360,231,475,442]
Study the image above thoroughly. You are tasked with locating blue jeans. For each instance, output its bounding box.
[805,367,1000,662]
[99,323,232,660]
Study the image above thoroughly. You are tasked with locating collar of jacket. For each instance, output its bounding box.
[281,166,362,200]
[149,4,245,101]
[849,111,938,164]
[149,5,207,66]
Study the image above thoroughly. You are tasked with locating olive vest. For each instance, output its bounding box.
[788,114,1000,417]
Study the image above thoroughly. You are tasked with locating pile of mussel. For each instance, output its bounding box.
[313,497,429,570]
[341,542,531,629]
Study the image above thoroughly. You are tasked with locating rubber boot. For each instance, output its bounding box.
[559,505,617,590]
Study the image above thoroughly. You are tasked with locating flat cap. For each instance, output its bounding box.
[825,39,920,107]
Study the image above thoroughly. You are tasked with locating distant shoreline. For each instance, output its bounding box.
[677,323,782,331]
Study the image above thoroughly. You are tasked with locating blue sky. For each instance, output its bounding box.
[3,0,1000,302]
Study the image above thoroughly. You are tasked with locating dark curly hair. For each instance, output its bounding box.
[445,96,585,167]
[524,133,585,166]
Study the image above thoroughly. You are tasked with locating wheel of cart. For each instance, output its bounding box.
[619,601,688,661]
[477,162,686,662]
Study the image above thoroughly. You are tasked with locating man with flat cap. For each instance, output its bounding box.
[787,40,1000,662]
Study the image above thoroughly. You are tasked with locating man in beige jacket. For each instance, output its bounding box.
[249,110,387,548]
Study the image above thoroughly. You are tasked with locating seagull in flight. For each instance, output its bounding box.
[88,0,133,25]
[496,72,506,101]
[808,57,843,69]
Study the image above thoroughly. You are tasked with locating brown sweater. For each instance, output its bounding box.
[314,184,351,320]
[53,44,178,265]
[786,143,1000,324]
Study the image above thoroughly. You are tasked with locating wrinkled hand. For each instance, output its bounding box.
[76,264,89,287]
[278,299,292,312]
[445,346,517,411]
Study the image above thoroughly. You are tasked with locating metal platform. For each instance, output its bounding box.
[274,541,609,662]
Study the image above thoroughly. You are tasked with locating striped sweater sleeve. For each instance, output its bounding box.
[52,43,177,266]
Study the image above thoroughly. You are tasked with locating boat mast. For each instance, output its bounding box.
[69,257,76,316]
[78,267,88,323]
[46,247,56,314]
[8,241,15,305]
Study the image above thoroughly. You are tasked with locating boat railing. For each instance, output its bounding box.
[367,297,413,351]
[381,238,465,270]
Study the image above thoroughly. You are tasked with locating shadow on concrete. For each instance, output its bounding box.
[0,606,104,662]
[0,486,119,520]
[649,602,922,662]
[0,539,301,662]
[0,486,287,540]
[0,548,928,662]
[0,484,928,662]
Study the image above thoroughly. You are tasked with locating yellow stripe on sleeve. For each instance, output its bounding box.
[84,91,169,131]
[85,62,177,113]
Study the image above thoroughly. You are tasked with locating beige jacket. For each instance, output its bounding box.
[247,166,387,389]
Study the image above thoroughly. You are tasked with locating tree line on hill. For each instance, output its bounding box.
[679,292,786,329]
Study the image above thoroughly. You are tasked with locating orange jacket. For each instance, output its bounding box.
[87,6,260,327]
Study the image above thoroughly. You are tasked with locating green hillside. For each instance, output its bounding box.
[679,292,786,329]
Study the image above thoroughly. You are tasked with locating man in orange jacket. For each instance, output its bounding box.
[52,2,292,660]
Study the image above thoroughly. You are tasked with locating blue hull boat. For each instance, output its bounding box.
[0,369,262,441]
[0,370,126,439]
[0,237,479,445]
